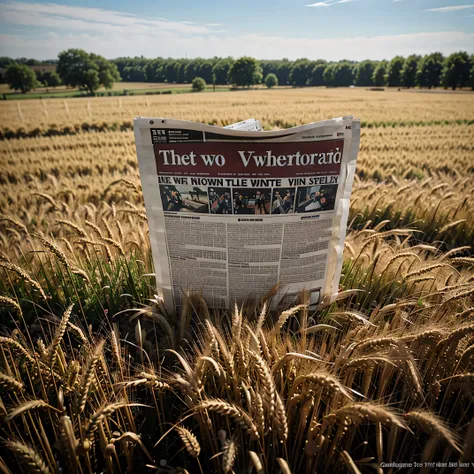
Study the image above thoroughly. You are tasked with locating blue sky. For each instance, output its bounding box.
[0,0,473,60]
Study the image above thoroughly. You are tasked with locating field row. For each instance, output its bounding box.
[2,125,472,201]
[2,88,474,131]
[1,126,473,257]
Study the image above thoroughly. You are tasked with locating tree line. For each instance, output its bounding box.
[111,52,474,90]
[1,49,473,94]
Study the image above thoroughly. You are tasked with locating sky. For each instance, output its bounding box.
[0,0,473,61]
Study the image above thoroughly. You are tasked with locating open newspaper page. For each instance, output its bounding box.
[134,116,360,314]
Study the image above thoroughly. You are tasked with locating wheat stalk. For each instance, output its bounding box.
[47,303,74,368]
[5,400,56,422]
[74,339,105,414]
[405,410,461,452]
[0,295,23,318]
[330,403,406,429]
[196,399,259,438]
[0,262,47,301]
[5,441,52,474]
[0,371,24,391]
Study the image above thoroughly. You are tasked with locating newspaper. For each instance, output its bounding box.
[134,116,360,313]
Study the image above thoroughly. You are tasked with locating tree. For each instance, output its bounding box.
[372,62,387,87]
[184,61,198,83]
[323,63,353,87]
[386,55,405,87]
[416,53,444,89]
[39,71,61,88]
[176,61,187,83]
[0,57,15,68]
[323,64,336,87]
[441,52,471,90]
[354,60,375,87]
[162,60,178,83]
[289,59,313,86]
[310,64,326,86]
[264,73,278,88]
[57,49,120,94]
[212,59,232,85]
[198,61,214,84]
[401,55,420,88]
[228,56,261,87]
[144,59,164,82]
[276,61,291,85]
[192,77,206,92]
[469,56,474,90]
[5,64,39,93]
[83,69,100,93]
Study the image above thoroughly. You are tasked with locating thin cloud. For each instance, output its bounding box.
[1,30,472,61]
[0,1,223,36]
[425,5,474,13]
[307,0,353,6]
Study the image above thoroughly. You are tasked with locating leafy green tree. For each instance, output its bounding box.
[192,77,206,92]
[228,56,261,87]
[264,73,278,88]
[57,49,120,93]
[372,62,387,87]
[386,55,405,87]
[336,63,354,87]
[0,57,15,68]
[176,61,187,83]
[198,61,214,84]
[416,53,444,89]
[323,64,336,87]
[162,60,178,83]
[6,63,39,93]
[145,59,164,82]
[253,70,263,85]
[441,52,471,90]
[184,61,198,83]
[38,71,62,88]
[47,71,61,88]
[354,60,375,87]
[260,60,278,78]
[212,59,232,85]
[310,64,326,86]
[83,69,100,93]
[323,63,353,87]
[469,56,474,90]
[401,55,420,88]
[123,65,145,82]
[289,59,313,86]
[276,62,291,85]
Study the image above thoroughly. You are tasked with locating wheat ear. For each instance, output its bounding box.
[47,304,74,368]
[405,410,461,452]
[175,426,201,458]
[197,399,259,439]
[75,339,105,414]
[5,441,52,474]
[0,371,24,391]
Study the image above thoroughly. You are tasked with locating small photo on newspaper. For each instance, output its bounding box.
[134,116,360,314]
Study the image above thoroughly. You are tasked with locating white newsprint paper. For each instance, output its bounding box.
[134,116,360,314]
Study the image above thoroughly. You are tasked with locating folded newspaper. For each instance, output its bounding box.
[134,116,360,313]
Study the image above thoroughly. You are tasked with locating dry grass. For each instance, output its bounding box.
[1,87,474,131]
[0,88,473,473]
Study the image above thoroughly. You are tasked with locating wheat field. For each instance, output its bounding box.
[0,88,473,474]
